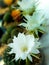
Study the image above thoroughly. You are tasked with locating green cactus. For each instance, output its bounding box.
[11,28,19,38]
[7,25,17,34]
[1,32,11,44]
[7,38,13,44]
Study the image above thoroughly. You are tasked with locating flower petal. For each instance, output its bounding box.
[32,48,40,54]
[34,42,41,48]
[8,43,13,47]
[8,33,40,61]
[20,53,27,60]
[28,55,32,62]
[15,54,20,61]
[17,0,37,14]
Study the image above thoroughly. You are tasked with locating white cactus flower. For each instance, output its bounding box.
[17,0,38,14]
[20,11,46,36]
[8,33,40,62]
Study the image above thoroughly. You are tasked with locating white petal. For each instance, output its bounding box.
[28,55,32,62]
[17,0,37,14]
[19,23,27,27]
[13,36,18,43]
[26,35,34,42]
[8,43,13,47]
[34,42,41,48]
[26,35,35,49]
[32,49,40,54]
[18,33,26,44]
[18,0,34,10]
[15,54,20,61]
[20,53,27,60]
[8,33,40,61]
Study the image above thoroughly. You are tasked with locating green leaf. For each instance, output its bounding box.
[3,12,11,22]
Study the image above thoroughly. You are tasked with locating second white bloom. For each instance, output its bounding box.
[8,33,40,62]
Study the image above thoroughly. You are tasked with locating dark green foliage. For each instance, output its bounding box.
[1,25,17,44]
[20,60,26,65]
[11,28,19,37]
[1,25,25,44]
[3,47,25,65]
[7,25,25,37]
[11,26,25,37]
[1,32,11,44]
[0,14,4,19]
[32,30,43,38]
[7,38,13,44]
[3,47,33,65]
[0,27,5,39]
[3,47,15,65]
[3,12,14,23]
[7,25,17,34]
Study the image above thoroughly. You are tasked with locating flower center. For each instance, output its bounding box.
[21,46,28,52]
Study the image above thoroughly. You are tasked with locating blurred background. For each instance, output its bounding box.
[0,0,49,65]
